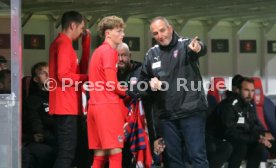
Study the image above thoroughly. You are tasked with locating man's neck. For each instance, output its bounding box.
[159,31,177,50]
[62,30,73,41]
[105,39,118,49]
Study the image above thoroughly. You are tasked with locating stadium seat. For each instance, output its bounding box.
[264,97,276,138]
[252,77,276,160]
[252,77,269,131]
[207,77,226,111]
[22,76,31,100]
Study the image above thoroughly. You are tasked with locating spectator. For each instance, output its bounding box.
[224,74,244,101]
[0,55,8,71]
[217,77,267,168]
[22,62,56,168]
[0,69,11,94]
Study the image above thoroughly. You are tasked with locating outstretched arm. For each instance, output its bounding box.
[188,36,207,59]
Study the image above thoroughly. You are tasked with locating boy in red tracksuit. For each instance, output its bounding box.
[49,11,90,168]
[87,15,130,168]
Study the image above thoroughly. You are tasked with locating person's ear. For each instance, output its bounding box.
[168,25,173,33]
[105,29,111,38]
[129,52,132,59]
[70,22,76,30]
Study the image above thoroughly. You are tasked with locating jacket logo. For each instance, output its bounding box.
[238,112,243,117]
[130,77,138,85]
[153,56,159,61]
[173,50,178,58]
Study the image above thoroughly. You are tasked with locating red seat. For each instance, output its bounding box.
[208,77,226,102]
[252,77,268,130]
[207,77,226,110]
[22,76,31,100]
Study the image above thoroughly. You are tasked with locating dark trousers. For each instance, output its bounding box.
[74,116,92,168]
[22,143,56,168]
[160,113,209,168]
[53,115,78,168]
[228,141,265,168]
[206,135,233,168]
[267,140,276,155]
[53,115,91,168]
[122,140,134,168]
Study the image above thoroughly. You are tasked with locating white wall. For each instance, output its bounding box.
[22,15,50,76]
[125,18,147,63]
[208,22,234,76]
[181,21,207,75]
[238,22,261,76]
[265,24,276,94]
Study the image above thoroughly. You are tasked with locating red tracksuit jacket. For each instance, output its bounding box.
[49,33,90,115]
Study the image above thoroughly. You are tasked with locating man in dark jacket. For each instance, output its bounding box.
[117,42,165,167]
[22,62,56,168]
[117,42,142,84]
[204,74,245,168]
[117,42,143,168]
[140,16,208,168]
[217,77,269,168]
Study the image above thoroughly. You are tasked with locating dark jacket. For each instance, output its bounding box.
[217,95,266,144]
[118,60,142,83]
[206,90,239,137]
[118,60,157,166]
[22,81,56,145]
[118,60,157,136]
[140,32,208,120]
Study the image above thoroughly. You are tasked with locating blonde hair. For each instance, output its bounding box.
[98,16,125,37]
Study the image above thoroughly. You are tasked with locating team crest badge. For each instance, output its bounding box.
[173,50,178,58]
[118,135,124,143]
[130,77,138,85]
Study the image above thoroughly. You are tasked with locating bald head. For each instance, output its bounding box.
[117,42,131,70]
[117,42,130,52]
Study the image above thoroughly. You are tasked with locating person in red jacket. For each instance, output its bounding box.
[87,16,128,168]
[49,11,90,168]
